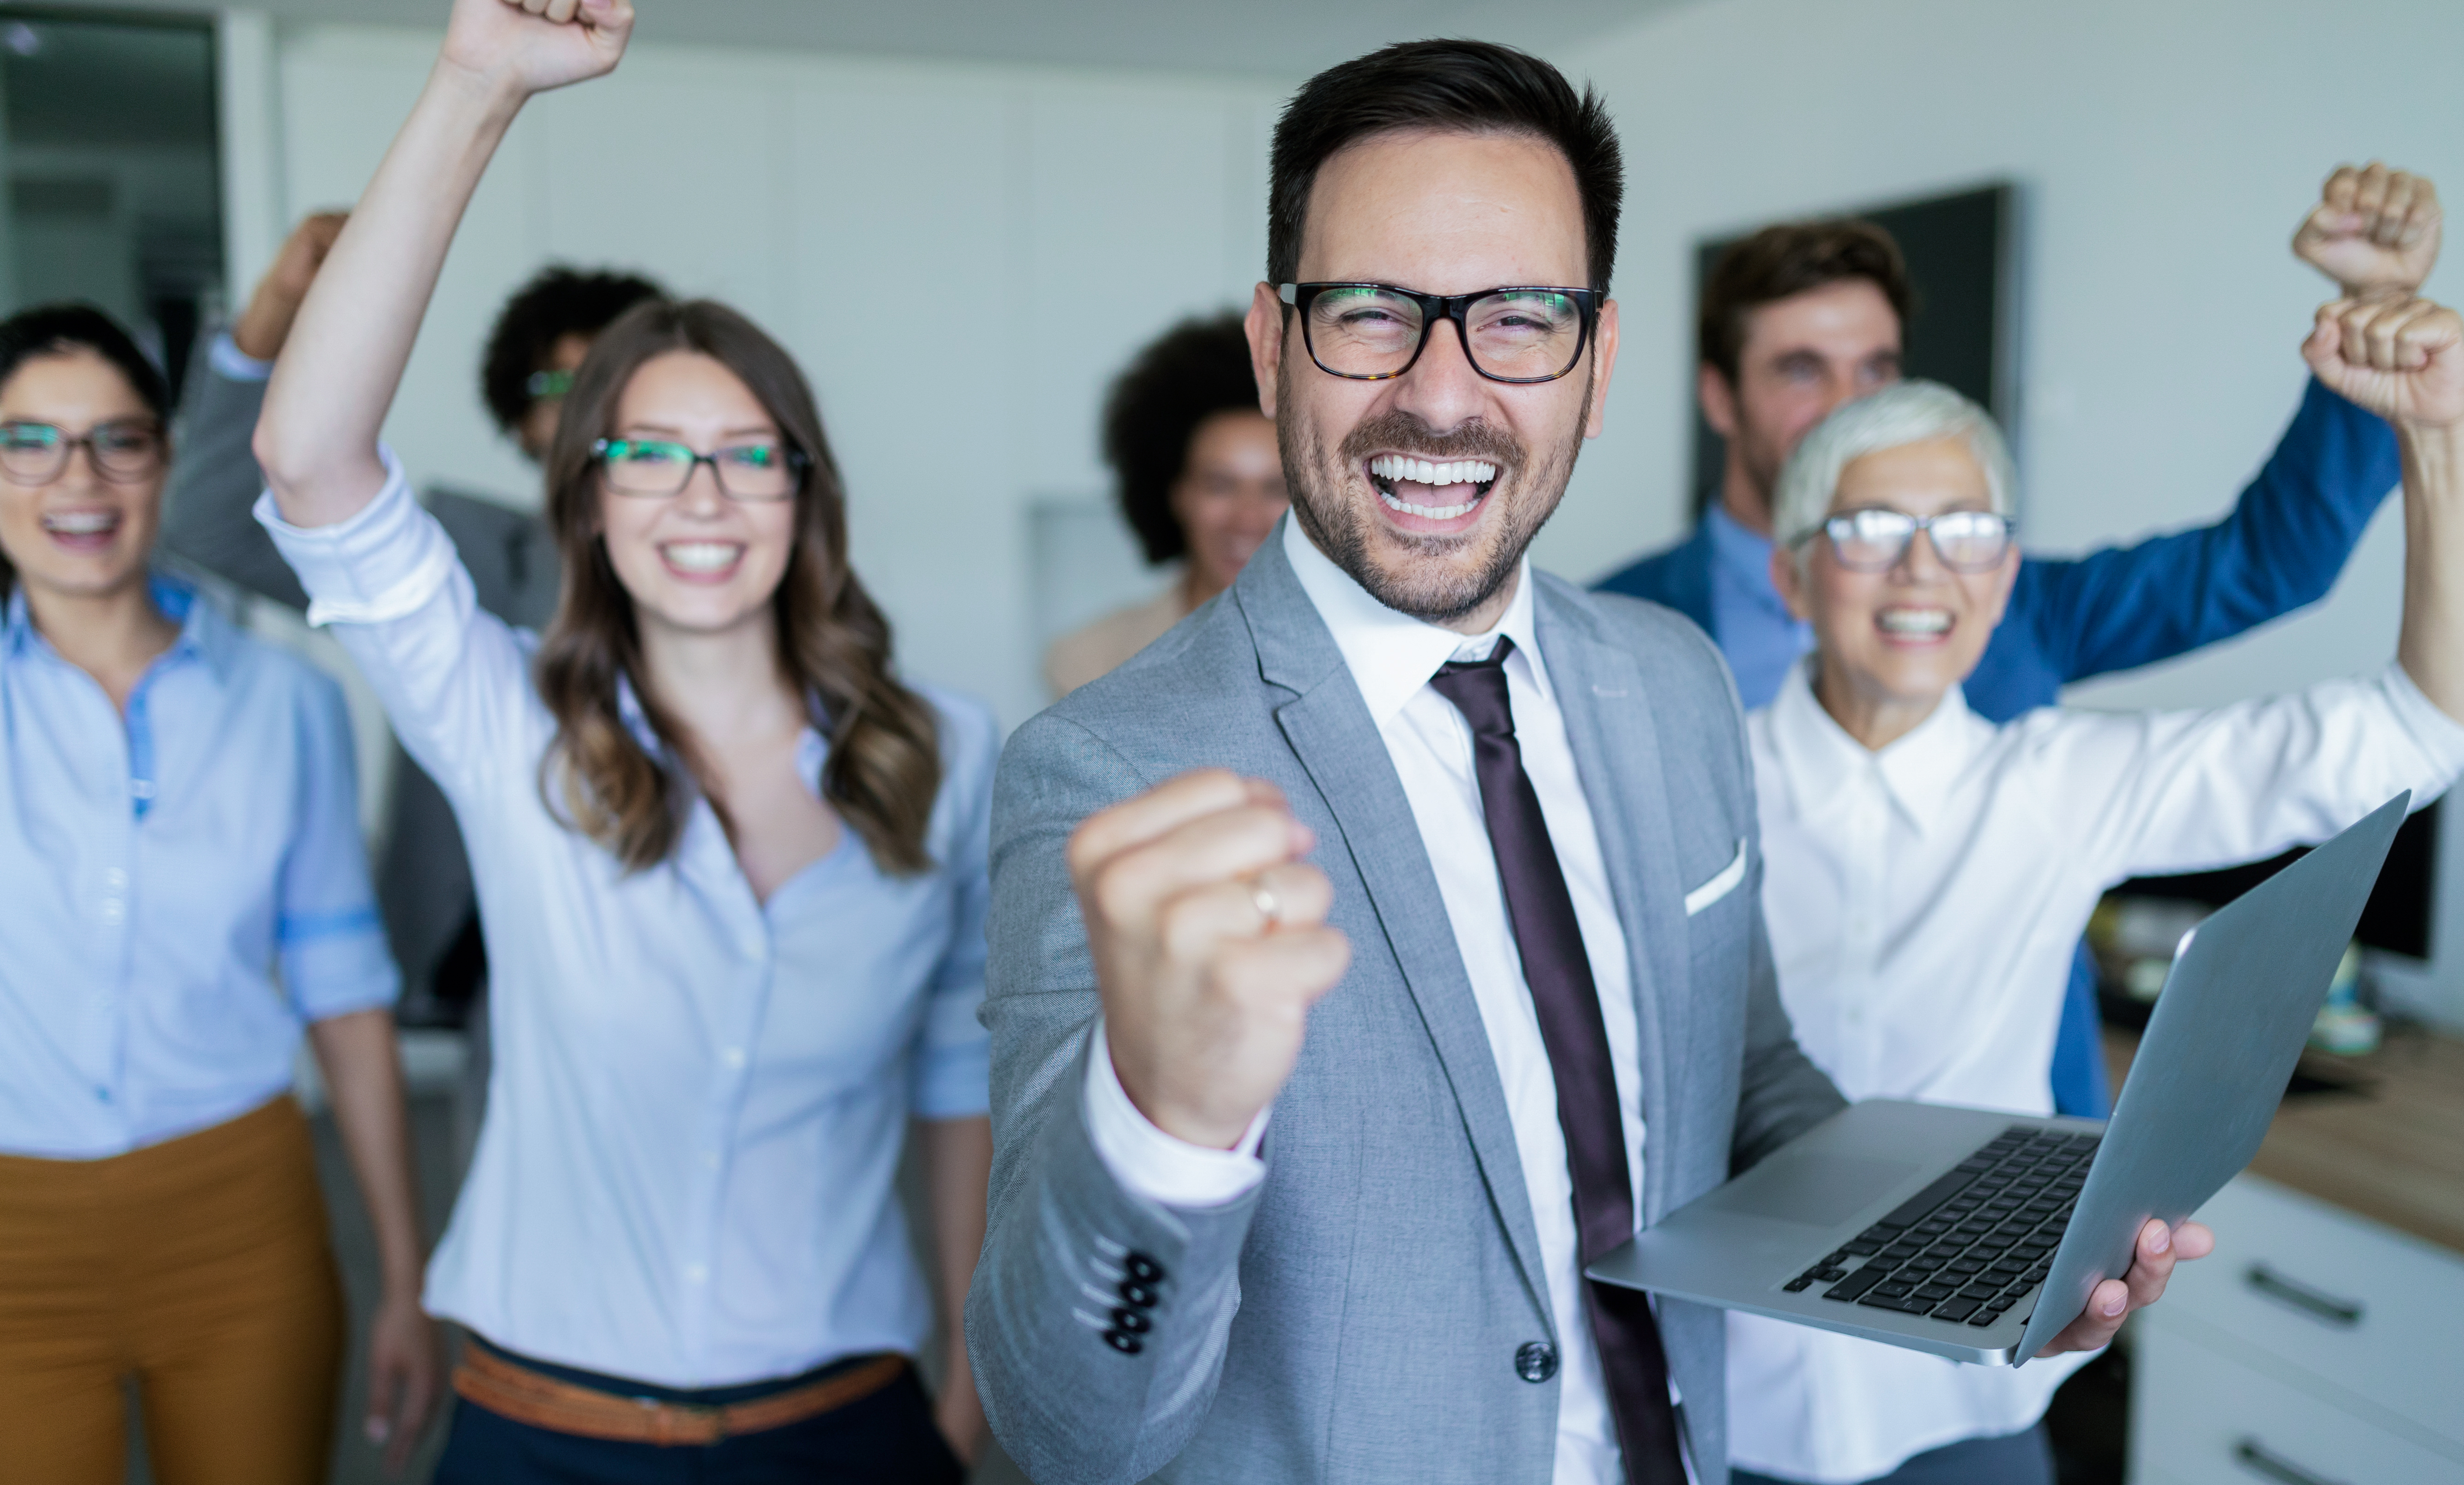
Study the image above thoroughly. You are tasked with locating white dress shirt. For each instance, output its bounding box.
[1086,517,1653,1485]
[259,456,996,1388]
[1731,659,2464,1484]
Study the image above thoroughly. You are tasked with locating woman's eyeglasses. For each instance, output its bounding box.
[591,438,805,502]
[0,420,163,486]
[1798,507,2016,573]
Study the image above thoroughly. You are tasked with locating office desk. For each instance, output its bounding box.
[2107,1025,2464,1484]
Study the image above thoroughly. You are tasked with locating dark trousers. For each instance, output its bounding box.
[433,1340,966,1485]
[1734,1422,2054,1485]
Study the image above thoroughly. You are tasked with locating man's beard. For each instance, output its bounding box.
[1279,365,1592,625]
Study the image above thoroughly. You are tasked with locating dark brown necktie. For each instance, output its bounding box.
[1429,636,1687,1485]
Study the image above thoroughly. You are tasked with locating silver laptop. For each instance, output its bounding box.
[1587,792,2409,1366]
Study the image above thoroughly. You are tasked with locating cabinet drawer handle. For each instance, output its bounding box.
[2244,1264,2364,1327]
[2234,1437,2346,1485]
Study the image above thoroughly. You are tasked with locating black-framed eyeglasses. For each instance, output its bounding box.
[1793,507,2016,573]
[1279,282,1602,384]
[591,438,807,502]
[0,419,163,486]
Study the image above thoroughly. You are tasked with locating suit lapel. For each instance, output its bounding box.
[1235,536,1551,1314]
[1535,578,1694,1226]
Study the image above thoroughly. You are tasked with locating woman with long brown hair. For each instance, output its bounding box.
[251,2,992,1479]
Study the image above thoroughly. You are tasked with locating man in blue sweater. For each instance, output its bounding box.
[1597,164,2441,1116]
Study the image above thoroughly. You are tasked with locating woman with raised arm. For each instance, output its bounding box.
[0,303,438,1483]
[251,2,993,1479]
[1728,294,2464,1485]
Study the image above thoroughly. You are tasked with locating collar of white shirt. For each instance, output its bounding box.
[1763,657,1991,838]
[1277,512,1557,716]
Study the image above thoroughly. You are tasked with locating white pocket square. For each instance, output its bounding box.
[1683,838,1749,916]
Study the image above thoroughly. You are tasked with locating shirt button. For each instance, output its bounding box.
[1515,1341,1558,1383]
[721,1047,747,1070]
[684,1263,709,1285]
[100,899,123,922]
[104,868,127,889]
[130,780,154,800]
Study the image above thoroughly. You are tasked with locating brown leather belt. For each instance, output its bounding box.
[454,1343,907,1446]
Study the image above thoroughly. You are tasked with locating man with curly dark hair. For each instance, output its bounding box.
[159,216,664,1028]
[1043,311,1286,695]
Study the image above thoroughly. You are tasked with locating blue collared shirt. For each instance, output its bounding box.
[258,456,995,1388]
[0,577,396,1159]
[1703,503,1814,710]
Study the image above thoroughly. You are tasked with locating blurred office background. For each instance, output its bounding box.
[3,2,2460,1483]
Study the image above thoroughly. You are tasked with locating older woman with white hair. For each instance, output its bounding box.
[1727,295,2464,1485]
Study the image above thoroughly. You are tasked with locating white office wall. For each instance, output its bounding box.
[268,24,1287,728]
[1545,0,2464,1021]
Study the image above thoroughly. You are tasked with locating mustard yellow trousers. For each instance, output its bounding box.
[0,1097,345,1485]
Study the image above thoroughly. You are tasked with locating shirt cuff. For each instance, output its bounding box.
[254,446,457,628]
[208,332,273,383]
[1082,1021,1268,1209]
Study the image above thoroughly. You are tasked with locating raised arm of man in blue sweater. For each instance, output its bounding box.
[1598,163,2441,1116]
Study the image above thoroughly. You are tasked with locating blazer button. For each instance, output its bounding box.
[1118,1279,1160,1309]
[1515,1341,1558,1383]
[1111,1306,1152,1335]
[1103,1328,1144,1355]
[1125,1252,1167,1283]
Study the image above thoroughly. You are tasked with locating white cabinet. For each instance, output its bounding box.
[2130,1174,2464,1484]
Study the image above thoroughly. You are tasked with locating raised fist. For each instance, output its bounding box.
[1068,770,1351,1149]
[2294,163,2441,301]
[2303,296,2464,430]
[440,0,634,101]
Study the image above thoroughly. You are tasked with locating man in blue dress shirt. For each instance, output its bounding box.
[1597,164,2442,1116]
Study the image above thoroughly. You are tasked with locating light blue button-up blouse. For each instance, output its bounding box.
[259,457,996,1389]
[0,578,397,1160]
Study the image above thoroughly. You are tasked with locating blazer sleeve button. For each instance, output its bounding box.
[1125,1252,1166,1283]
[1515,1341,1558,1383]
[1103,1329,1145,1355]
[1111,1306,1153,1334]
[1118,1278,1160,1309]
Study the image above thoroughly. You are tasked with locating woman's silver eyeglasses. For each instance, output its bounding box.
[1796,507,2016,573]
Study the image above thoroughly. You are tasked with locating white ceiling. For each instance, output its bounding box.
[44,0,1692,77]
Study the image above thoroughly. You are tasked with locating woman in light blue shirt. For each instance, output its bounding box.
[0,304,440,1482]
[251,3,996,1480]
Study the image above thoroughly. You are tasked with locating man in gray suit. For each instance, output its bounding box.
[967,41,2203,1485]
[159,215,660,1018]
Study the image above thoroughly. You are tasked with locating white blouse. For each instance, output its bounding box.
[259,456,995,1389]
[1732,659,2464,1483]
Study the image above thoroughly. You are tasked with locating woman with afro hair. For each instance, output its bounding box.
[1044,311,1287,695]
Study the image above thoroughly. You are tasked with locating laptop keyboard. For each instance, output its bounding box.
[1779,1126,2099,1328]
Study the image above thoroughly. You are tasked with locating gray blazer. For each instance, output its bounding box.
[159,344,561,999]
[967,525,1845,1485]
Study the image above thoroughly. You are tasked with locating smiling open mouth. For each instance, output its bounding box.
[659,541,744,576]
[1877,606,1951,639]
[1367,453,1500,522]
[41,508,122,550]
